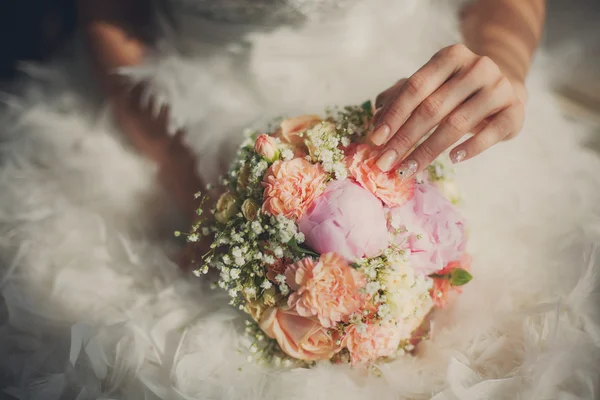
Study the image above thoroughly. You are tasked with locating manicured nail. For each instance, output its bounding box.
[397,160,418,180]
[376,148,399,172]
[450,149,467,164]
[370,123,391,146]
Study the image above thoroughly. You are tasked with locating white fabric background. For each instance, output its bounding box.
[0,1,599,399]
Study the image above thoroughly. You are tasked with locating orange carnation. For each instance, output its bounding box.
[285,253,366,328]
[344,144,415,207]
[262,158,327,220]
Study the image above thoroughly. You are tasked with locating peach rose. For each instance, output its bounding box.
[275,115,322,147]
[344,144,415,207]
[262,158,327,220]
[343,322,403,365]
[254,134,280,162]
[285,253,366,328]
[259,306,341,361]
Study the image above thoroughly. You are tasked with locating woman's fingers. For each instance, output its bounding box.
[369,44,474,147]
[375,79,407,109]
[373,79,407,123]
[394,77,515,175]
[374,54,503,172]
[449,104,524,163]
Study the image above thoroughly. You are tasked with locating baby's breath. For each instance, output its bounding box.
[180,101,455,368]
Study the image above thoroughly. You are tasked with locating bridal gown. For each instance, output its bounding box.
[1,0,600,399]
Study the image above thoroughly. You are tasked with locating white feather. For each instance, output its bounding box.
[1,0,600,399]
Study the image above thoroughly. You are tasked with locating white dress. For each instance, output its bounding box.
[1,1,599,399]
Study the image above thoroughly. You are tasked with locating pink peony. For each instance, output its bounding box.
[259,306,341,361]
[254,134,279,162]
[388,183,467,275]
[345,144,415,207]
[298,179,390,261]
[275,115,322,146]
[285,253,366,328]
[262,158,328,220]
[343,323,403,365]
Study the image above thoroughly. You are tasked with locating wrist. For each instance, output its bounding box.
[475,51,529,104]
[495,62,528,103]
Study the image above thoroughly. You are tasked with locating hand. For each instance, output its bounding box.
[370,44,526,178]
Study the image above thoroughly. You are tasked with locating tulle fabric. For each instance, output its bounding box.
[0,0,599,399]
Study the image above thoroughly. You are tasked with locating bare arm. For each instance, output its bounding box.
[78,0,202,218]
[371,0,547,176]
[461,0,546,98]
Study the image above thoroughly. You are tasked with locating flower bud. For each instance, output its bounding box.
[254,134,280,162]
[237,164,251,191]
[449,268,472,286]
[245,300,266,322]
[262,287,279,307]
[215,192,239,224]
[242,199,259,221]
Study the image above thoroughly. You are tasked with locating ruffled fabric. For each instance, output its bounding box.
[1,0,600,399]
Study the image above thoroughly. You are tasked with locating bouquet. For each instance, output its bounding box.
[182,102,472,366]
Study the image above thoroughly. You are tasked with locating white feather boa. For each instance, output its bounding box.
[1,1,600,399]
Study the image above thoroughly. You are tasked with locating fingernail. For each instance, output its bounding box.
[450,149,467,164]
[370,123,391,146]
[376,149,399,172]
[397,160,418,180]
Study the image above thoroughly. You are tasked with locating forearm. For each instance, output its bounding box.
[460,0,546,86]
[79,0,167,162]
[79,0,203,216]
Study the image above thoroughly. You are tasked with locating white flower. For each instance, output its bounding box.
[220,268,231,283]
[281,148,294,161]
[187,233,199,243]
[355,322,367,336]
[232,247,243,258]
[251,221,263,235]
[383,264,433,337]
[261,280,273,289]
[253,160,269,179]
[279,284,290,296]
[333,163,348,180]
[235,257,245,266]
[320,149,334,164]
[230,269,241,279]
[228,288,238,297]
[365,281,381,295]
[377,303,390,318]
[273,246,284,258]
[222,255,232,265]
[262,254,276,265]
[244,287,257,298]
[275,274,287,284]
[294,232,305,243]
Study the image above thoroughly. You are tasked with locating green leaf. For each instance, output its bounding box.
[361,100,373,114]
[287,238,319,257]
[449,268,473,286]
